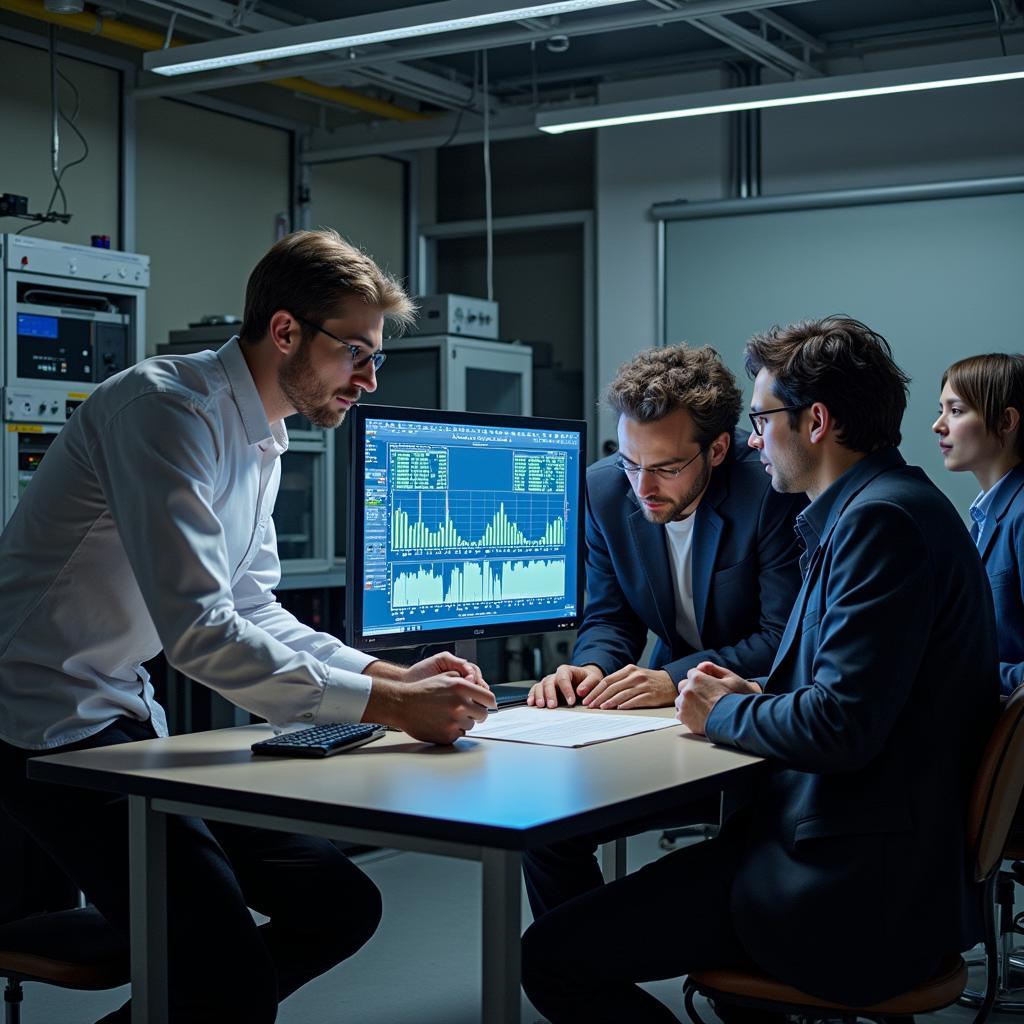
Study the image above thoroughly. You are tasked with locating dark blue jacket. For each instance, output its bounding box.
[573,431,804,683]
[975,463,1024,694]
[706,448,1000,1005]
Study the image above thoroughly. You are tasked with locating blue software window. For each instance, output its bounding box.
[349,406,585,649]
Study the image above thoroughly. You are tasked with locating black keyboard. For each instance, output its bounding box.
[251,722,386,758]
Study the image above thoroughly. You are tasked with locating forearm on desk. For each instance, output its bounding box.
[364,660,408,682]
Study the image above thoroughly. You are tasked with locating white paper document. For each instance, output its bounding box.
[469,707,680,747]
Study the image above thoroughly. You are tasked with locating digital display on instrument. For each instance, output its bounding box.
[16,314,59,339]
[347,405,586,649]
[16,316,129,384]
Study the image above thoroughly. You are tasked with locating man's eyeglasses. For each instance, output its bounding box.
[294,315,387,372]
[748,405,807,436]
[615,445,706,480]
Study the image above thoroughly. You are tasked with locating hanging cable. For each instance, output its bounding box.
[990,0,1008,56]
[16,26,88,235]
[482,49,494,303]
[438,54,479,150]
[162,10,178,49]
[531,39,538,109]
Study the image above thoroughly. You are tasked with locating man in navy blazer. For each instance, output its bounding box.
[523,344,804,917]
[528,344,804,709]
[522,317,1000,1023]
[564,433,803,693]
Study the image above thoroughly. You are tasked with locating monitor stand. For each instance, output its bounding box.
[454,639,478,664]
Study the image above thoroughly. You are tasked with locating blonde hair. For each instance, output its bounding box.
[240,228,415,342]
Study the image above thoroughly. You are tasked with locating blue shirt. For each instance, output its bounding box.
[969,468,1016,546]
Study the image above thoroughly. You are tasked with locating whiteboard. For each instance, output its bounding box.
[662,188,1024,517]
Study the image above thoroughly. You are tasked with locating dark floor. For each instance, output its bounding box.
[11,830,1007,1023]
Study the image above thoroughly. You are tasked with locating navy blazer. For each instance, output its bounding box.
[706,448,1000,1005]
[975,463,1024,694]
[573,431,805,683]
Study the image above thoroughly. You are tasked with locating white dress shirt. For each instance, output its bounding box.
[0,338,374,750]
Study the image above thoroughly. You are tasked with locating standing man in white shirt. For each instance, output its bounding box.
[0,229,494,1024]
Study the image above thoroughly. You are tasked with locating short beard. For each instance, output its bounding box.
[278,337,355,429]
[640,454,712,524]
[769,443,815,494]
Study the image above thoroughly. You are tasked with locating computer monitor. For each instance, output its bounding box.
[346,404,587,652]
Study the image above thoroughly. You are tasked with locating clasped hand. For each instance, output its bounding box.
[676,661,761,735]
[404,650,488,689]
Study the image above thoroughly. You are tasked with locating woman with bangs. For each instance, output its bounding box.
[933,353,1024,694]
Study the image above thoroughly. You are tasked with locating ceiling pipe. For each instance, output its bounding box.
[0,0,430,121]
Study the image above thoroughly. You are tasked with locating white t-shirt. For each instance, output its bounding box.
[664,515,702,651]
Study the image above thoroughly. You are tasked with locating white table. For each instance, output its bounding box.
[29,708,765,1024]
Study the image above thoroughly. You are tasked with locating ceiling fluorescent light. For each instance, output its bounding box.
[536,54,1024,133]
[144,0,637,77]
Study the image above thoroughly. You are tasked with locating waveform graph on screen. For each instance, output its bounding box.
[390,490,567,553]
[391,557,567,609]
[352,412,585,643]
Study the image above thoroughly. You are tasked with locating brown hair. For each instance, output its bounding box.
[604,344,742,445]
[239,228,415,343]
[943,353,1024,458]
[744,315,909,454]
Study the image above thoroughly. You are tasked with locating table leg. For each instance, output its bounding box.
[481,848,522,1024]
[129,795,168,1024]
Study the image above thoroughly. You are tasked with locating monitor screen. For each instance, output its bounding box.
[346,405,586,651]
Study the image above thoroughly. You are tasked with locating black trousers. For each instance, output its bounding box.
[0,718,382,1024]
[522,832,757,1024]
[522,795,721,919]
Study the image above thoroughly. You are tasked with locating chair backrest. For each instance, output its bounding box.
[969,685,1024,884]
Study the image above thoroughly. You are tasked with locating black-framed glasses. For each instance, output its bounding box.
[615,445,706,480]
[294,315,387,372]
[748,405,807,436]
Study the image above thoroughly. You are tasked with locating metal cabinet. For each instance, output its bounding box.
[334,335,533,561]
[1,234,149,524]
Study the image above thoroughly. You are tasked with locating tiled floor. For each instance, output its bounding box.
[11,830,1011,1023]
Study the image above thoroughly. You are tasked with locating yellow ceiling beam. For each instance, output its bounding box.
[0,0,428,122]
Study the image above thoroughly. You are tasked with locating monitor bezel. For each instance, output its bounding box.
[345,403,587,653]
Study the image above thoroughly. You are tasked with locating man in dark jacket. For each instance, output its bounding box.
[524,344,804,916]
[522,316,1000,1023]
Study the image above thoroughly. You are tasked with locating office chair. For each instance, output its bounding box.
[682,684,1024,1024]
[0,906,128,1024]
[960,785,1024,1009]
[0,813,127,1023]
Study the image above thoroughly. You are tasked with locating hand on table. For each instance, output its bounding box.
[676,661,761,735]
[365,674,496,745]
[579,665,676,709]
[527,664,603,708]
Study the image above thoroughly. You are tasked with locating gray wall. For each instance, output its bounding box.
[663,189,1024,515]
[309,157,406,284]
[136,100,292,354]
[594,43,1024,452]
[595,68,731,447]
[0,37,120,247]
[2,34,410,355]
